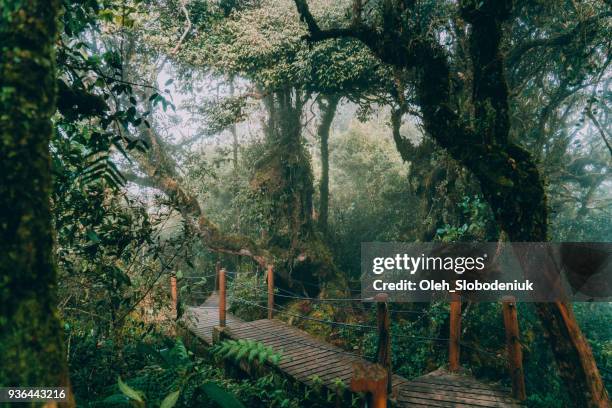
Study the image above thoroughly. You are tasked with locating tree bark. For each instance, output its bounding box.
[0,0,73,399]
[317,95,340,233]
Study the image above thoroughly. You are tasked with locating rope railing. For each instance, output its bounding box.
[229,279,430,316]
[183,273,504,348]
[229,297,377,330]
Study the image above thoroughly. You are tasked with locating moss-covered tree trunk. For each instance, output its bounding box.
[317,95,339,234]
[0,0,71,394]
[462,5,608,405]
[252,88,338,293]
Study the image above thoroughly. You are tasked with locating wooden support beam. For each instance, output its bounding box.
[449,292,461,372]
[170,276,178,317]
[375,293,392,395]
[219,267,226,327]
[502,296,526,401]
[267,265,274,320]
[351,361,387,408]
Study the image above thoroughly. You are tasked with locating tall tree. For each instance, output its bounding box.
[294,0,610,406]
[317,94,340,233]
[134,0,390,293]
[0,0,72,395]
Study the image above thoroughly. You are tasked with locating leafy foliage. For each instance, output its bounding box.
[211,339,282,366]
[8,0,610,406]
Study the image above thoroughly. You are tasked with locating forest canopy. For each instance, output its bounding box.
[0,0,610,407]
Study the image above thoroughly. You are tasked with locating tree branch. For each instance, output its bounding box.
[586,108,612,157]
[132,124,270,268]
[170,0,192,56]
[507,11,612,68]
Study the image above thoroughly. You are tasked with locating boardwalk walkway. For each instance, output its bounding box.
[183,293,522,407]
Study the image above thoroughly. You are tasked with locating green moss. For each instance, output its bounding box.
[0,0,69,388]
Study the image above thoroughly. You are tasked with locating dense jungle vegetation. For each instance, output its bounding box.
[1,0,611,407]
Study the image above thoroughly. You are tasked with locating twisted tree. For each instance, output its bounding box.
[293,0,610,405]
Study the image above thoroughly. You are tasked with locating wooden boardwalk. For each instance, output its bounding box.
[183,293,521,407]
[183,292,243,344]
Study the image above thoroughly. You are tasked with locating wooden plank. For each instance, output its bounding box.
[233,331,299,347]
[279,350,336,369]
[400,390,517,408]
[398,394,482,408]
[409,380,513,399]
[317,364,355,383]
[415,376,511,394]
[418,369,511,392]
[232,323,348,356]
[280,349,337,369]
[288,355,346,377]
[406,383,519,404]
[292,357,351,379]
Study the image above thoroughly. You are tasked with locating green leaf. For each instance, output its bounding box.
[247,348,259,363]
[201,382,245,408]
[117,377,143,403]
[87,230,101,243]
[101,393,129,404]
[235,346,249,361]
[257,351,268,363]
[160,390,180,408]
[269,354,281,365]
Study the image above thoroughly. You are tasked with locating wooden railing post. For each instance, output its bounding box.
[170,275,178,317]
[351,361,387,408]
[215,261,221,293]
[375,293,392,395]
[267,265,274,320]
[449,292,461,372]
[219,267,226,328]
[502,296,526,401]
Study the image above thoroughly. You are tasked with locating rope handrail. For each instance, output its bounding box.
[229,280,430,315]
[186,272,509,345]
[228,296,454,344]
[180,274,217,279]
[230,297,377,330]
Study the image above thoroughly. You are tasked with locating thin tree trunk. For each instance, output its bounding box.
[317,95,339,233]
[0,0,73,401]
[229,76,241,231]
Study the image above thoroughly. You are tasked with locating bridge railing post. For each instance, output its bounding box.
[375,293,392,396]
[502,296,526,401]
[351,361,387,408]
[449,291,461,372]
[215,261,220,293]
[170,275,178,318]
[267,265,274,320]
[219,267,226,328]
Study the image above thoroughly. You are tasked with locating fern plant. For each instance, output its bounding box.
[211,339,282,366]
